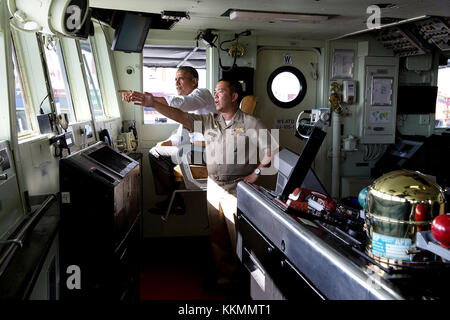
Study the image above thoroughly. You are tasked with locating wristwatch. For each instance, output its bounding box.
[254,168,261,176]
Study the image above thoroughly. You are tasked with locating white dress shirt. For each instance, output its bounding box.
[164,88,216,145]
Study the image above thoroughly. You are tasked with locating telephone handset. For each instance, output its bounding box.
[286,187,336,215]
[99,129,113,147]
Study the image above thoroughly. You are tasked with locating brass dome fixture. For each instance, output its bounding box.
[364,170,445,268]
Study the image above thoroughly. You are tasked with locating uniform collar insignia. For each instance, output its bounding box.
[234,128,245,136]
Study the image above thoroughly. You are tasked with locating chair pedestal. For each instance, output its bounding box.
[162,148,208,222]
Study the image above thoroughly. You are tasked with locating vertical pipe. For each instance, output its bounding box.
[332,112,341,199]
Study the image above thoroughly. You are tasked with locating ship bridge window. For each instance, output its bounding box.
[267,66,307,108]
[41,37,76,124]
[11,37,32,135]
[80,38,105,119]
[142,45,207,124]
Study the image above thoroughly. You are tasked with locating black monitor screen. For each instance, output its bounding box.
[279,126,326,199]
[397,85,438,114]
[111,12,151,53]
[275,148,328,197]
[87,146,132,174]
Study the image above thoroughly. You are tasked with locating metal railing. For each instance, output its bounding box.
[0,194,57,278]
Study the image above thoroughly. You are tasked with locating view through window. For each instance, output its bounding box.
[271,71,301,102]
[143,67,206,124]
[435,59,450,129]
[267,66,307,108]
[43,39,76,123]
[80,38,105,119]
[11,39,32,134]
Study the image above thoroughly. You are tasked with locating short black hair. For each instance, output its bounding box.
[218,79,243,105]
[178,66,199,79]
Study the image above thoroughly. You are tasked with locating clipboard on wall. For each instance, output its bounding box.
[331,49,354,80]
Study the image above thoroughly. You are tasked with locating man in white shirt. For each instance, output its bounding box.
[143,66,215,213]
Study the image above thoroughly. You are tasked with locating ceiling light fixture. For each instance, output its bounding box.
[228,10,331,24]
[161,10,190,21]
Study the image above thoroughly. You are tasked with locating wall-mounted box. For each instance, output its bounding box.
[359,56,399,144]
[406,54,433,71]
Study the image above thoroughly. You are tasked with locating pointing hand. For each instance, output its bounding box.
[118,89,132,102]
[118,90,153,107]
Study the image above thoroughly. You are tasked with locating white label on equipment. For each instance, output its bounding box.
[61,192,71,204]
[371,232,412,261]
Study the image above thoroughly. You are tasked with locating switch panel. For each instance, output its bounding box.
[415,17,450,51]
[376,27,426,57]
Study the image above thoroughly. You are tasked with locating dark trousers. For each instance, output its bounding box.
[148,145,205,196]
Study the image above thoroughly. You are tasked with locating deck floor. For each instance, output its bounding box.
[139,236,249,300]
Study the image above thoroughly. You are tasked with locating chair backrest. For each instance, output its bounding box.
[240,95,257,115]
[176,146,207,190]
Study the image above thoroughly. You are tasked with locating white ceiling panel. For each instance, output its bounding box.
[90,0,450,39]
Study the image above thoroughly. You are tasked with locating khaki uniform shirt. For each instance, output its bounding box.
[188,109,271,192]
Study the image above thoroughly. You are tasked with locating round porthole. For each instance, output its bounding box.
[267,66,307,108]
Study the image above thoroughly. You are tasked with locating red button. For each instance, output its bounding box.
[431,214,450,248]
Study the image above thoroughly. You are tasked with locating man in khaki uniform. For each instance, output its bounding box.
[120,80,274,284]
